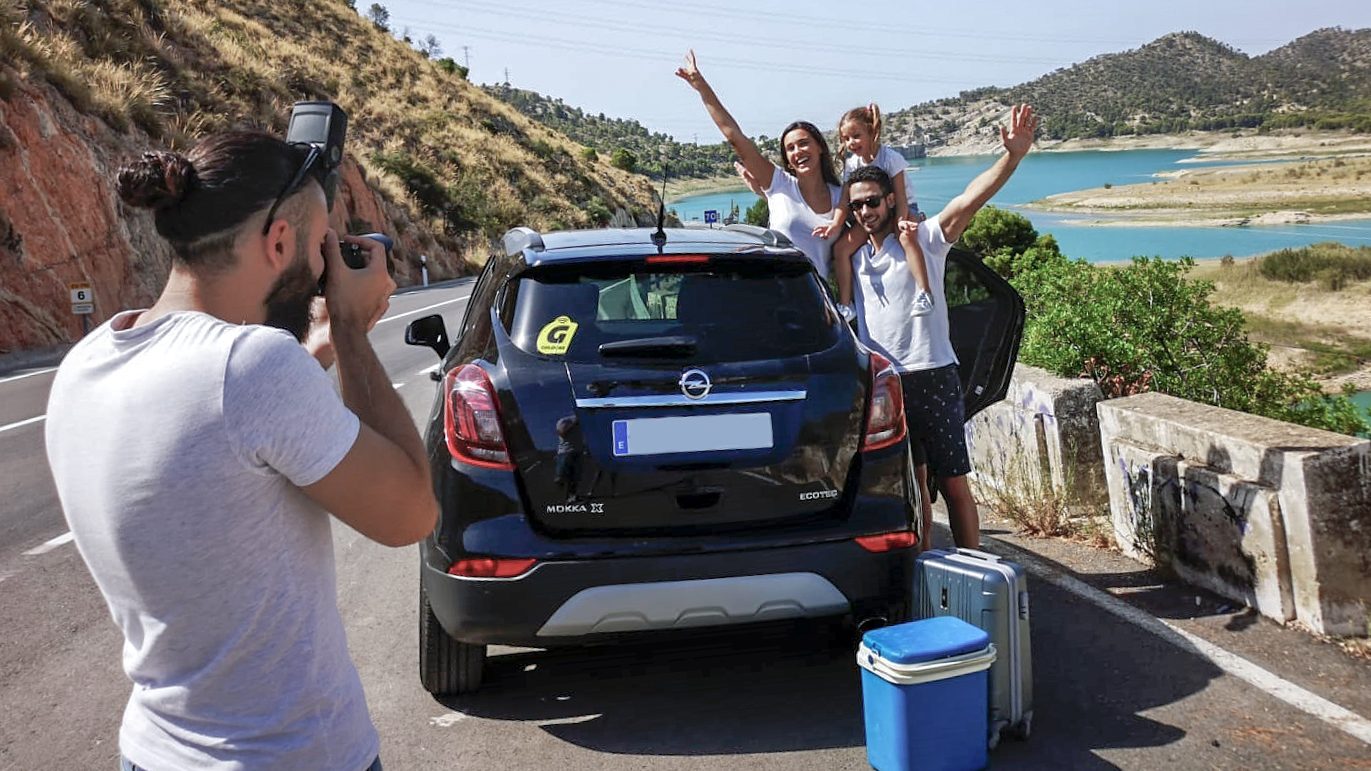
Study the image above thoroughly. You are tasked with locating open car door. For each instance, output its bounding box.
[944,246,1025,420]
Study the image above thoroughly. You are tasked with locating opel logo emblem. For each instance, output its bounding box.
[679,368,711,400]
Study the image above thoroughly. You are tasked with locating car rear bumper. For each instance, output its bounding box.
[422,539,914,647]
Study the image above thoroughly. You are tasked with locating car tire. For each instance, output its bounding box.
[419,584,486,696]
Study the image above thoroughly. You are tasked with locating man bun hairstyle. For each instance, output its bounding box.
[117,152,197,211]
[115,132,315,269]
[846,164,894,197]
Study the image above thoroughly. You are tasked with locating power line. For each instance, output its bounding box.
[399,0,1073,66]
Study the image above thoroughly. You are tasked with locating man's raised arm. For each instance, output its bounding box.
[937,104,1039,245]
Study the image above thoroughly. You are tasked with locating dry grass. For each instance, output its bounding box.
[980,449,1115,549]
[2,0,657,258]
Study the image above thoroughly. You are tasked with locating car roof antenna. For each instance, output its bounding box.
[651,163,669,253]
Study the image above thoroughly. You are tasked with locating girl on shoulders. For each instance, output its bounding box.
[816,104,934,317]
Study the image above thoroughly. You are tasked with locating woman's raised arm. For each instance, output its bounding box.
[676,50,775,192]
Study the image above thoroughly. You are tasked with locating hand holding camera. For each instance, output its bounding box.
[324,229,395,331]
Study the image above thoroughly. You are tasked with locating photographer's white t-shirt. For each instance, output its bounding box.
[46,310,376,771]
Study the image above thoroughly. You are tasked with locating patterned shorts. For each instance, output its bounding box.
[899,364,971,478]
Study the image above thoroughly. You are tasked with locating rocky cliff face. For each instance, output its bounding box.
[0,75,465,356]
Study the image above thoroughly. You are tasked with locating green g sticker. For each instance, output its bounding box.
[536,315,579,355]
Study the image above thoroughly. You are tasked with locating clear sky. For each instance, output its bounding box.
[378,0,1371,142]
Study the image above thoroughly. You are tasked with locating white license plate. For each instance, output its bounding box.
[612,413,773,457]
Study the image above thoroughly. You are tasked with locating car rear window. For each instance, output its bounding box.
[505,259,839,362]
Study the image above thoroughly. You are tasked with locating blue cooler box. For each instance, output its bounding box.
[858,617,997,771]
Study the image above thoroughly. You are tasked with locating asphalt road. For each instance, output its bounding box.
[1,279,1369,770]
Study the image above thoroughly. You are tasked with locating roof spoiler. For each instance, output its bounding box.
[502,226,545,255]
[723,223,794,248]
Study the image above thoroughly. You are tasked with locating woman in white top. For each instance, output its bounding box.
[675,50,842,283]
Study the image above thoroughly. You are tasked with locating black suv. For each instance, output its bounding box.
[405,224,1022,695]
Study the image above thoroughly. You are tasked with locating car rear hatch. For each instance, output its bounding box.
[494,253,868,536]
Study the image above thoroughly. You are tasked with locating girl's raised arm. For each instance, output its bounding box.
[676,50,775,192]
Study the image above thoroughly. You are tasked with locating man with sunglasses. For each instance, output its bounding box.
[45,131,436,771]
[838,104,1039,550]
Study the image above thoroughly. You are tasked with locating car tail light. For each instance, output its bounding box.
[861,351,907,452]
[645,254,710,265]
[448,557,538,578]
[443,363,514,470]
[855,530,918,553]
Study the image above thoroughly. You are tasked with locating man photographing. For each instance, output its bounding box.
[837,104,1039,550]
[44,119,436,770]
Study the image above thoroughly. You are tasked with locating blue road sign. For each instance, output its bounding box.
[703,209,719,224]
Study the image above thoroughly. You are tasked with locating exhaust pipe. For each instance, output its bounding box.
[856,616,889,636]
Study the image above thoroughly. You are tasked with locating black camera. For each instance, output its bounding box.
[340,232,394,269]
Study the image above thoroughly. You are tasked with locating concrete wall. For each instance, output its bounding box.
[966,364,1106,502]
[1098,393,1371,637]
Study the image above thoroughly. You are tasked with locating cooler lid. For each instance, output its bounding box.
[861,616,990,665]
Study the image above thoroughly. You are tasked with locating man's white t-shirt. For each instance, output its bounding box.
[851,215,958,373]
[45,310,377,771]
[843,146,918,212]
[764,165,841,280]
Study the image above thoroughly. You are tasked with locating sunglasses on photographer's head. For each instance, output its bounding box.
[849,195,886,212]
[261,143,322,236]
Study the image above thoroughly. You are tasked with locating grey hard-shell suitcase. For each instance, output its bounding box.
[916,547,1033,747]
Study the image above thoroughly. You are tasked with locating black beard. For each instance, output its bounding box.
[262,240,317,342]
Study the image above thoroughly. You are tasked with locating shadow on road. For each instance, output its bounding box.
[440,525,1224,765]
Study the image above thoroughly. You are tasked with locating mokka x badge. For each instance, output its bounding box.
[679,368,711,400]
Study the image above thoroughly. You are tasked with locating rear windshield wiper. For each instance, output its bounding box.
[598,335,698,358]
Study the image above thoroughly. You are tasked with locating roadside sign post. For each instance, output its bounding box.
[703,209,719,228]
[420,254,429,287]
[69,283,93,336]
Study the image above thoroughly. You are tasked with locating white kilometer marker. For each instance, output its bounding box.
[0,415,46,435]
[23,531,74,556]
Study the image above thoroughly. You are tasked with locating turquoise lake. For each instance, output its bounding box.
[668,149,1371,263]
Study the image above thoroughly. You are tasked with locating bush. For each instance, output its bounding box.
[579,146,598,162]
[609,147,637,172]
[1257,242,1371,287]
[583,196,612,226]
[1013,256,1370,436]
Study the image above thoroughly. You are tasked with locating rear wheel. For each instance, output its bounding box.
[419,584,486,696]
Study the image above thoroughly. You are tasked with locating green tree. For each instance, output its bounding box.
[609,148,637,172]
[434,58,468,79]
[365,3,389,31]
[959,206,1065,279]
[744,196,769,227]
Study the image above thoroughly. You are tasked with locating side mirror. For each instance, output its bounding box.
[405,314,450,359]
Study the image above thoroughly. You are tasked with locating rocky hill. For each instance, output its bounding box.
[885,28,1371,153]
[482,83,740,179]
[0,0,658,355]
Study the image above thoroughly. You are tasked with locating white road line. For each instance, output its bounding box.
[375,293,472,326]
[23,531,74,556]
[0,415,46,435]
[391,382,404,389]
[999,542,1371,746]
[0,366,58,385]
[414,365,438,376]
